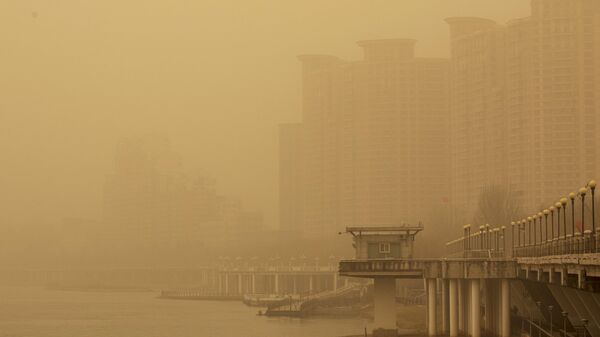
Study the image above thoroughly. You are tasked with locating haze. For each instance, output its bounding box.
[1,1,527,237]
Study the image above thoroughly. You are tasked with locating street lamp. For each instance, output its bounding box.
[544,209,550,255]
[479,225,485,250]
[561,311,568,337]
[528,216,534,248]
[570,193,576,235]
[556,202,563,254]
[588,180,596,253]
[538,212,543,252]
[544,209,550,242]
[511,221,516,254]
[580,187,588,253]
[486,224,492,249]
[561,198,568,254]
[550,206,556,241]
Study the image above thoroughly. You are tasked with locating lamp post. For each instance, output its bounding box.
[501,225,506,254]
[543,210,549,255]
[480,225,485,250]
[538,212,544,254]
[511,221,516,256]
[486,224,492,250]
[561,198,568,238]
[529,216,534,249]
[561,311,568,337]
[580,187,587,252]
[550,206,556,241]
[589,180,596,253]
[570,193,576,235]
[561,198,568,254]
[556,202,562,254]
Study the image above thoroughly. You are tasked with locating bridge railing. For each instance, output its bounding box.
[448,179,597,259]
[445,224,507,259]
[512,179,597,258]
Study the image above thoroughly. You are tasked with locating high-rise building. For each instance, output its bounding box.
[281,39,451,237]
[447,0,600,222]
[103,136,263,248]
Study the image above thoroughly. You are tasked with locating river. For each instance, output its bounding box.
[0,285,368,337]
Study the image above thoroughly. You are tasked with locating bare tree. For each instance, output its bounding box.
[473,185,523,227]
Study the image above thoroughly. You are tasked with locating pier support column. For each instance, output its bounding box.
[251,274,256,294]
[309,276,314,293]
[441,279,449,334]
[458,279,465,333]
[293,276,297,294]
[373,278,397,336]
[501,279,510,337]
[470,279,480,337]
[218,273,223,295]
[274,274,279,295]
[427,278,437,337]
[449,279,459,337]
[333,273,338,291]
[225,273,229,296]
[485,279,501,336]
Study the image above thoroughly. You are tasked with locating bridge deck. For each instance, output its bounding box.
[339,258,518,279]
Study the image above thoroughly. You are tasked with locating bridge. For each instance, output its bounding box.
[340,179,598,337]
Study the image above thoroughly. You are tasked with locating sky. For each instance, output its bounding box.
[0,0,530,229]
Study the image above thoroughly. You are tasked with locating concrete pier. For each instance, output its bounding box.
[470,279,480,337]
[373,278,397,334]
[427,278,437,337]
[449,279,459,337]
[501,279,510,337]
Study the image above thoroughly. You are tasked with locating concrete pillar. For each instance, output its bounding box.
[441,279,449,333]
[218,273,223,295]
[333,273,338,291]
[470,279,480,337]
[251,274,256,294]
[449,279,459,337]
[225,273,229,296]
[458,279,465,333]
[274,274,279,294]
[484,279,496,334]
[374,278,397,334]
[427,278,437,337]
[501,279,510,337]
[309,275,314,293]
[293,276,297,294]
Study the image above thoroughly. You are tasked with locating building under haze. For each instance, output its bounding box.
[447,0,600,222]
[280,39,451,238]
[103,136,264,251]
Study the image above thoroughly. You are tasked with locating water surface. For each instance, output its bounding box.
[0,285,368,337]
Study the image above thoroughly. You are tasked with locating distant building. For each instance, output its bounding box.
[447,0,600,222]
[102,135,263,249]
[281,39,451,238]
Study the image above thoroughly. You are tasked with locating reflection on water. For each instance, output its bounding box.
[0,285,367,337]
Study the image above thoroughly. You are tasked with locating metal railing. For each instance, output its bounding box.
[446,179,597,259]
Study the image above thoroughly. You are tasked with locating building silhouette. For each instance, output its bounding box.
[448,0,600,222]
[281,40,451,237]
[281,0,600,236]
[103,136,263,252]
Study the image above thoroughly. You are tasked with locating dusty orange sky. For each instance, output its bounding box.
[0,1,529,229]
